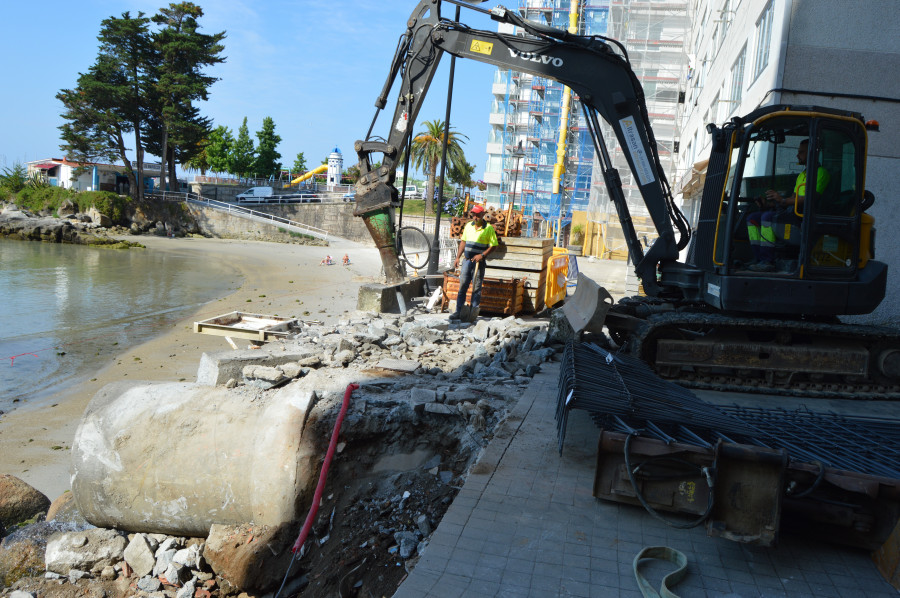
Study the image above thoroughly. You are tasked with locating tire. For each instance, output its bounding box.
[397,226,432,270]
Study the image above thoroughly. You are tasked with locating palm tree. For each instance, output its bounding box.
[410,119,468,214]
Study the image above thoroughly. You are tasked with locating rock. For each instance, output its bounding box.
[0,475,51,528]
[100,565,116,580]
[332,349,356,366]
[45,528,127,575]
[153,548,176,577]
[9,591,35,598]
[0,526,47,587]
[68,568,89,582]
[204,524,295,592]
[137,575,162,592]
[173,544,202,570]
[87,207,112,227]
[176,579,196,598]
[416,515,431,536]
[280,363,304,379]
[409,388,436,412]
[58,199,77,217]
[45,492,87,527]
[393,531,418,559]
[162,561,190,586]
[423,403,456,416]
[123,534,156,578]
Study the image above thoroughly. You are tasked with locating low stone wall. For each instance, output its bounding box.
[185,201,372,245]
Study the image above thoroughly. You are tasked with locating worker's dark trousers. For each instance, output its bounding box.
[454,257,486,316]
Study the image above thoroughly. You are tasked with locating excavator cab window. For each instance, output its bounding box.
[716,114,865,279]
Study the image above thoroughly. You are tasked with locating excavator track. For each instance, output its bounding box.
[610,310,900,400]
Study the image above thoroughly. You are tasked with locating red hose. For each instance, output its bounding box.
[292,383,359,553]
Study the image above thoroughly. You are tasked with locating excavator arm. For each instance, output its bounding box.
[354,0,690,292]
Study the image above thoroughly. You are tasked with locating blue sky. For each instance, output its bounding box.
[0,1,498,181]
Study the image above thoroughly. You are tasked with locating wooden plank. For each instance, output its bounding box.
[486,257,548,271]
[499,237,554,250]
[493,244,549,256]
[485,267,546,286]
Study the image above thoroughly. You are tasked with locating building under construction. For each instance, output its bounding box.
[482,0,690,251]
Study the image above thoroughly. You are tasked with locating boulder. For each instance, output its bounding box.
[58,199,77,217]
[87,207,112,227]
[0,475,50,528]
[203,523,296,592]
[0,528,46,587]
[45,492,87,528]
[45,528,127,575]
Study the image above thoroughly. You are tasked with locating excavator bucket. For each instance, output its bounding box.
[561,273,614,335]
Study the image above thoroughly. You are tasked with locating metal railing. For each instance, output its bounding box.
[149,191,329,241]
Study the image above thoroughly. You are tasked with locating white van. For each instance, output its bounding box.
[403,185,422,199]
[235,186,274,202]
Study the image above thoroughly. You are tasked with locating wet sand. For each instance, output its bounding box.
[0,235,383,500]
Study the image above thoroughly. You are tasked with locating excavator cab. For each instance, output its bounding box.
[687,105,886,316]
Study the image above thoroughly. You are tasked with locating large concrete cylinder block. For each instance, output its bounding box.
[71,381,319,537]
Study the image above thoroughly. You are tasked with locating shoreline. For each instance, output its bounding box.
[0,234,380,500]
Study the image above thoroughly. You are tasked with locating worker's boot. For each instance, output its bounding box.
[466,306,480,322]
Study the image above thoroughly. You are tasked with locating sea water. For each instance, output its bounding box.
[0,238,237,412]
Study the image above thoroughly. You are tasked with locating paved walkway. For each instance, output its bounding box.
[394,362,898,598]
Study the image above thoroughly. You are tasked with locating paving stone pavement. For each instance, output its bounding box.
[394,362,899,598]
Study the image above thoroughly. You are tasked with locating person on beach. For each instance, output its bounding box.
[342,254,350,266]
[320,255,333,266]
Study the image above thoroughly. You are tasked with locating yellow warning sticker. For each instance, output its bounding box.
[470,40,493,55]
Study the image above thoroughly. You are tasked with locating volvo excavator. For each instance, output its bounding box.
[351,0,896,398]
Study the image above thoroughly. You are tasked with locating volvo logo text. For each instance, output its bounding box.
[508,49,564,67]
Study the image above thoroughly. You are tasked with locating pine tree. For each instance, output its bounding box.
[58,12,152,199]
[150,2,225,190]
[253,117,282,179]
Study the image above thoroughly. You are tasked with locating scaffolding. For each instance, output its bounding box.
[586,0,691,259]
[485,0,609,240]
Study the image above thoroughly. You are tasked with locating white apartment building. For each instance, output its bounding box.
[678,0,900,323]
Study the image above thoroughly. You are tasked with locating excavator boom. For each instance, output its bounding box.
[353,0,690,290]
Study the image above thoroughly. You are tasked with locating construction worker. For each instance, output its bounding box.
[747,139,830,272]
[451,204,499,321]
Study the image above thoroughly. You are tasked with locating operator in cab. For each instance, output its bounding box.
[451,204,499,322]
[747,138,830,272]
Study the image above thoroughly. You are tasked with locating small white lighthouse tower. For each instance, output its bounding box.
[327,147,343,190]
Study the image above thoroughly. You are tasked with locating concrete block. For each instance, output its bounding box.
[356,278,425,313]
[123,534,156,578]
[196,348,317,386]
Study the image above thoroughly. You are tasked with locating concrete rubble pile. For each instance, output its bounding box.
[1,310,569,596]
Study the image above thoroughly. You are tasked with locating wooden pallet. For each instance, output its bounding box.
[484,237,553,312]
[441,273,524,316]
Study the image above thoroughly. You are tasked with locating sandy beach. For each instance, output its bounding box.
[0,235,385,501]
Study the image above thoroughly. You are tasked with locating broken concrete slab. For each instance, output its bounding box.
[196,347,319,386]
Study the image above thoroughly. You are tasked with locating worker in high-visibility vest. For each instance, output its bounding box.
[747,138,830,272]
[451,204,499,321]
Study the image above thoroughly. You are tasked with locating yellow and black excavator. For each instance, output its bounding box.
[351,0,893,398]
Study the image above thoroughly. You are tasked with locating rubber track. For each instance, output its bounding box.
[628,311,900,400]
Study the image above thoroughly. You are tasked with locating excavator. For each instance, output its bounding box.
[351,0,896,398]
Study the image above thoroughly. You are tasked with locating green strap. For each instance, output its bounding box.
[633,546,689,598]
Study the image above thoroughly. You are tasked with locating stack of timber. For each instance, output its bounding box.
[441,273,524,316]
[450,207,524,238]
[485,237,554,313]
